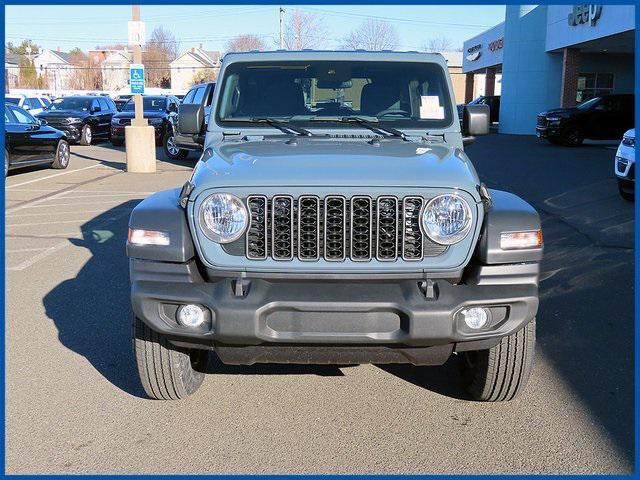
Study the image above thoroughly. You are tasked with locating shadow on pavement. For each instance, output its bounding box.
[467,134,634,463]
[42,200,147,398]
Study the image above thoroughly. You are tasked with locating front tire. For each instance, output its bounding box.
[163,131,189,160]
[79,124,93,146]
[459,318,536,402]
[561,126,584,146]
[51,139,70,169]
[133,316,208,400]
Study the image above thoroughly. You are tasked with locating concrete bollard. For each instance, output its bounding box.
[125,125,156,173]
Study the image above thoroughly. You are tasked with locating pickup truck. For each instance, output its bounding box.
[128,51,542,401]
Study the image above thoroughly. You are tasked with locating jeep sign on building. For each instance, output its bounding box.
[463,4,635,134]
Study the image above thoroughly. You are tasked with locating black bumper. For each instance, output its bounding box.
[130,259,539,365]
[536,126,560,138]
[52,124,82,142]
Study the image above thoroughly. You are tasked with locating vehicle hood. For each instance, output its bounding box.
[37,109,89,119]
[539,107,578,118]
[191,136,481,194]
[113,111,166,120]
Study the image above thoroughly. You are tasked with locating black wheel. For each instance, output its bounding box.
[111,139,124,147]
[163,131,189,160]
[618,181,634,202]
[460,318,536,402]
[133,316,208,400]
[561,126,584,146]
[79,124,93,146]
[51,139,70,169]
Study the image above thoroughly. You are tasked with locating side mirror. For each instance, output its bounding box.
[167,103,178,113]
[461,105,490,147]
[92,106,101,113]
[178,104,204,134]
[462,104,490,137]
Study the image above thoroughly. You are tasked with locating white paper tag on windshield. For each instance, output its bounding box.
[420,95,444,119]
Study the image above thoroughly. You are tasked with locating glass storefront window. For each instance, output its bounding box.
[577,73,614,102]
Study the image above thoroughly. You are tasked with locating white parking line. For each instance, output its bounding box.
[7,218,121,227]
[5,164,103,189]
[7,209,131,271]
[6,208,133,218]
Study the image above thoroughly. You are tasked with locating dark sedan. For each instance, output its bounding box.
[5,104,70,176]
[110,95,179,146]
[36,95,118,145]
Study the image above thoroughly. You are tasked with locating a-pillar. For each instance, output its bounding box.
[464,72,475,103]
[560,48,581,107]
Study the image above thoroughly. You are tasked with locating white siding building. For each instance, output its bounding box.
[170,47,220,93]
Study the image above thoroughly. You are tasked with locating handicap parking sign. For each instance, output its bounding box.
[130,64,145,94]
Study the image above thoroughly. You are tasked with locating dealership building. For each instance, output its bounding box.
[463,5,635,134]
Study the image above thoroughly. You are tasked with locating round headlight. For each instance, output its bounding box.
[199,193,248,243]
[422,194,472,245]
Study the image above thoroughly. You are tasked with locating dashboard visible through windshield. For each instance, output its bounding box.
[215,60,453,129]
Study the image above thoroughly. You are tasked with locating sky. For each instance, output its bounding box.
[5,5,505,54]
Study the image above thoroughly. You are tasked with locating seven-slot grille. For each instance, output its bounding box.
[245,195,448,262]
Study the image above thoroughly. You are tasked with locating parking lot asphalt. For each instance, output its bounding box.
[5,136,634,474]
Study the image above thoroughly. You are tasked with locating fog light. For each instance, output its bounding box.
[460,307,489,329]
[500,230,543,250]
[177,304,206,328]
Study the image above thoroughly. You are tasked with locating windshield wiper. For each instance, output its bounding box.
[250,117,313,136]
[309,116,408,141]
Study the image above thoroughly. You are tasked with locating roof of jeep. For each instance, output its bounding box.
[221,50,448,67]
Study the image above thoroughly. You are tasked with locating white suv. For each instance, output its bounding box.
[614,129,635,201]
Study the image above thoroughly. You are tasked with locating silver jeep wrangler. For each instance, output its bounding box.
[127,51,543,401]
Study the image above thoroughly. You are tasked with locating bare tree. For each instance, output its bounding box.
[144,27,178,88]
[226,34,266,53]
[283,9,327,50]
[423,36,453,53]
[341,20,399,51]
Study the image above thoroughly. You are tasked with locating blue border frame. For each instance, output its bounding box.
[0,0,637,476]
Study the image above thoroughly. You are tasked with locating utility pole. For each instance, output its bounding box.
[131,5,146,127]
[279,7,284,49]
[125,4,155,173]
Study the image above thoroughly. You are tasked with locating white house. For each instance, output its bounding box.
[101,50,133,92]
[170,47,221,92]
[33,49,73,93]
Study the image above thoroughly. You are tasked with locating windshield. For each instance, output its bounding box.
[48,97,92,111]
[123,97,167,112]
[5,97,20,105]
[577,97,601,110]
[216,60,453,129]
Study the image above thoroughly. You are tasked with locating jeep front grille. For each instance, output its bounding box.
[246,195,447,262]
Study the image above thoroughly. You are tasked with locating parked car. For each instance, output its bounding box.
[615,129,635,201]
[113,94,133,111]
[536,94,634,146]
[36,95,117,145]
[110,95,180,146]
[5,104,70,176]
[127,51,543,402]
[458,95,500,124]
[5,94,50,115]
[164,81,216,160]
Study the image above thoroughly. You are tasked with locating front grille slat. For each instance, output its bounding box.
[245,194,448,262]
[350,196,372,261]
[402,197,424,261]
[271,195,294,260]
[324,196,347,261]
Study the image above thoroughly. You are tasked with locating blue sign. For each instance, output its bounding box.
[130,64,145,94]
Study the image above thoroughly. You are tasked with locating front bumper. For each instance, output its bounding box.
[52,123,82,142]
[536,125,561,138]
[111,124,163,141]
[130,259,539,365]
